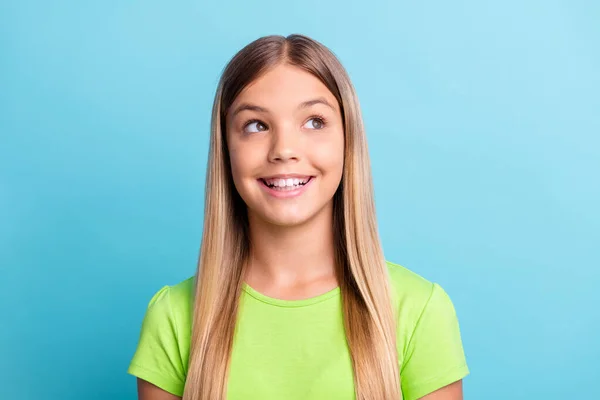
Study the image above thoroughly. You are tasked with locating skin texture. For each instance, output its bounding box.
[419,380,463,399]
[136,64,463,400]
[226,63,345,299]
[227,64,345,230]
[137,379,180,400]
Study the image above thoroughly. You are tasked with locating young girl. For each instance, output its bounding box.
[127,34,469,400]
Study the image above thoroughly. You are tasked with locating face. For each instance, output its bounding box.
[226,64,345,227]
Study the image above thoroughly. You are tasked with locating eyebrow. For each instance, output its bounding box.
[230,97,336,118]
[299,97,336,111]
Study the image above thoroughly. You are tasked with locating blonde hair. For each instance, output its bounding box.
[183,34,400,400]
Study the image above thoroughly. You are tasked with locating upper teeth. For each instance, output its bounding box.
[265,178,308,187]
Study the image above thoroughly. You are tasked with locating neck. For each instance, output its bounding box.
[245,203,337,287]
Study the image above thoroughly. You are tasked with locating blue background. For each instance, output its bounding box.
[1,1,598,399]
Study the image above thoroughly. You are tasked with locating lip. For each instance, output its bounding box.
[258,176,315,199]
[260,174,312,180]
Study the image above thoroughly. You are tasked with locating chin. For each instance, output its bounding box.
[263,211,314,227]
[244,191,336,229]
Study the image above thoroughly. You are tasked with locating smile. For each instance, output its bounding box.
[258,175,315,198]
[261,176,311,189]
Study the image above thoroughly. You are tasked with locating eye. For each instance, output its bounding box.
[303,117,326,130]
[244,120,268,134]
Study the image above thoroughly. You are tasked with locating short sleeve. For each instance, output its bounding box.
[400,283,469,400]
[127,285,186,396]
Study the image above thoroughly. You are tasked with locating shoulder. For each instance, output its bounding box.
[154,276,195,334]
[137,275,195,351]
[385,260,460,356]
[127,275,195,392]
[165,275,195,310]
[144,276,194,311]
[385,261,469,399]
[385,260,436,311]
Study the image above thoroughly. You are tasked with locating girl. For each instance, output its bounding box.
[127,34,469,400]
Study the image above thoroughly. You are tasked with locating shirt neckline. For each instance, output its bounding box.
[242,282,341,308]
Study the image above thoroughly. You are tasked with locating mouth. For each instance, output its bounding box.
[258,176,314,192]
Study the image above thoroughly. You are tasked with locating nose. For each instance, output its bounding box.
[268,124,300,163]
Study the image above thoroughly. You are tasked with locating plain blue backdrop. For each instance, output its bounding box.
[1,1,598,399]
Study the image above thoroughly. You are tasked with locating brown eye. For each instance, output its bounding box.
[304,118,324,130]
[245,121,267,133]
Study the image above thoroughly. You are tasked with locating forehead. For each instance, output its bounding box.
[231,64,339,112]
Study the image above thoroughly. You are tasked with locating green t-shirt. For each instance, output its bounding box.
[127,262,469,399]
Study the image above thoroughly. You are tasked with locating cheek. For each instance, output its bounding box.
[227,149,242,182]
[228,143,263,189]
[313,135,345,177]
[227,146,251,192]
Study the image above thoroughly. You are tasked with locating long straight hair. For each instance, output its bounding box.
[182,34,400,400]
